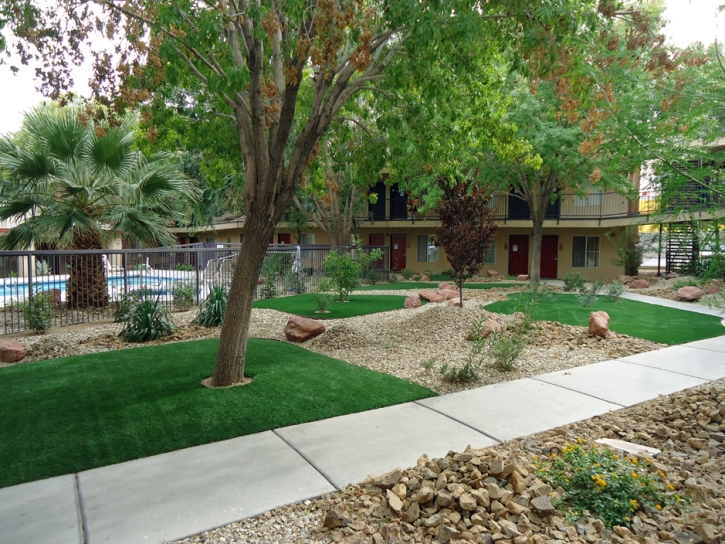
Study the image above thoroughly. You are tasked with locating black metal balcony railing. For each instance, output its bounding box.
[360,190,725,223]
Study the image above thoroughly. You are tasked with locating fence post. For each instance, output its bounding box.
[123,253,129,304]
[195,248,201,305]
[27,253,33,300]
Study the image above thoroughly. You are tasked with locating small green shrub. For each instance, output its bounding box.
[442,317,487,382]
[400,267,415,280]
[536,443,686,529]
[175,263,194,272]
[514,296,536,331]
[671,277,701,290]
[260,275,278,299]
[35,260,51,276]
[313,278,333,312]
[563,272,587,292]
[112,292,136,323]
[22,286,53,334]
[605,280,626,302]
[323,244,383,301]
[442,268,456,279]
[420,357,437,372]
[363,268,382,285]
[119,298,174,343]
[172,283,195,310]
[577,280,604,307]
[487,331,525,371]
[527,281,555,303]
[193,286,227,327]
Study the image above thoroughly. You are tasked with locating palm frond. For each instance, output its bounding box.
[21,106,86,161]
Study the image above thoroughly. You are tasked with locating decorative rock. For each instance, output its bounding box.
[530,495,556,516]
[373,468,402,489]
[618,275,633,284]
[694,522,717,544]
[516,274,529,281]
[438,282,457,290]
[441,289,459,301]
[386,489,403,513]
[404,295,422,309]
[0,340,29,363]
[477,317,502,339]
[509,470,527,494]
[677,286,704,302]
[284,316,325,343]
[588,311,610,338]
[487,270,499,277]
[419,275,430,282]
[499,519,522,539]
[459,493,477,511]
[436,525,461,544]
[447,297,462,307]
[629,279,650,289]
[323,508,351,529]
[705,285,721,295]
[405,501,420,523]
[665,271,679,279]
[418,289,445,303]
[41,288,62,305]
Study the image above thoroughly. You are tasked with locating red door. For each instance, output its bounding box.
[278,233,291,244]
[391,234,406,271]
[541,235,558,279]
[508,235,529,276]
[369,234,384,268]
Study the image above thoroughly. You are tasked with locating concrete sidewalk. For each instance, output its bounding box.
[2,319,725,543]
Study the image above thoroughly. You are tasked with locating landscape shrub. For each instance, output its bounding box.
[112,289,152,323]
[22,286,53,334]
[577,280,604,307]
[363,268,382,285]
[35,260,51,276]
[400,268,415,280]
[605,280,626,302]
[527,281,555,303]
[536,443,684,528]
[487,331,525,371]
[261,252,289,278]
[260,275,278,299]
[119,298,174,342]
[322,244,383,301]
[193,286,227,327]
[441,316,487,382]
[313,279,334,313]
[286,270,308,295]
[563,272,587,292]
[175,263,194,272]
[172,282,195,310]
[442,268,456,279]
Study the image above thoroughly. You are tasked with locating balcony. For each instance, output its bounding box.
[360,189,725,224]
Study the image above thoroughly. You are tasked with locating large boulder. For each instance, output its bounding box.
[706,285,721,295]
[438,282,458,291]
[419,289,445,303]
[404,295,422,309]
[284,316,325,343]
[665,272,679,280]
[419,275,430,282]
[0,340,29,363]
[440,289,459,301]
[617,275,633,284]
[516,274,529,281]
[677,286,705,302]
[588,311,610,338]
[468,317,503,339]
[629,279,650,289]
[447,297,462,307]
[487,270,499,277]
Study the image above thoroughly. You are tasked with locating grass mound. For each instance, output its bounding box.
[355,282,519,291]
[253,294,413,318]
[485,293,724,345]
[0,338,435,488]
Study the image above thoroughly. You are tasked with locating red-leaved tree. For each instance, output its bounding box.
[435,180,498,307]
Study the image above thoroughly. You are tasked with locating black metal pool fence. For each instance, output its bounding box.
[0,243,391,335]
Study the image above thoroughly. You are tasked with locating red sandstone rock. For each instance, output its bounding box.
[706,285,721,295]
[419,290,445,303]
[516,274,529,281]
[677,286,705,302]
[284,316,326,342]
[617,275,633,284]
[487,270,499,277]
[588,311,610,338]
[629,279,650,289]
[404,296,422,309]
[0,340,29,363]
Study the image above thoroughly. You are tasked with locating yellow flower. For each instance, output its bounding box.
[667,484,675,491]
[658,470,666,479]
[625,517,630,522]
[577,438,585,444]
[594,463,601,467]
[631,458,638,464]
[631,473,638,478]
[630,499,638,508]
[551,453,557,458]
[656,504,662,510]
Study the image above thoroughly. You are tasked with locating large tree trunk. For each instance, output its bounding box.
[211,210,278,386]
[528,196,549,283]
[66,230,108,309]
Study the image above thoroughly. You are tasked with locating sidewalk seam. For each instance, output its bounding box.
[529,377,627,408]
[74,473,90,544]
[413,401,503,444]
[615,358,717,382]
[272,430,341,491]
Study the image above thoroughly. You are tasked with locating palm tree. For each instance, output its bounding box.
[0,104,198,308]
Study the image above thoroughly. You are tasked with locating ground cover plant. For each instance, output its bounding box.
[355,282,519,291]
[0,338,435,488]
[485,293,724,345]
[253,294,412,319]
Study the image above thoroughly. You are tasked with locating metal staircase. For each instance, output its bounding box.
[665,223,699,274]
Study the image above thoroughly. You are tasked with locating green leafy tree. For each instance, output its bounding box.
[2,0,614,386]
[435,179,498,307]
[323,244,382,302]
[0,104,197,307]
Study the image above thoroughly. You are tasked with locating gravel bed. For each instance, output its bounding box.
[177,380,725,544]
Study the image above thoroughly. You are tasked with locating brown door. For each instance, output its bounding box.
[391,234,406,271]
[508,235,529,276]
[541,235,559,279]
[278,233,291,244]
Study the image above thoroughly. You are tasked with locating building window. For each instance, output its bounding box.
[572,236,600,268]
[299,233,315,258]
[485,238,496,264]
[417,234,438,262]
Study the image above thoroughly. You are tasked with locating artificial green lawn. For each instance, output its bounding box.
[485,293,725,345]
[253,293,416,318]
[0,338,435,488]
[355,282,518,291]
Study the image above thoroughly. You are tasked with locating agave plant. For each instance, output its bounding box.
[0,104,199,308]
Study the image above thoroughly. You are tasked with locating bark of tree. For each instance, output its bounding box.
[66,230,108,309]
[293,184,359,247]
[519,170,558,282]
